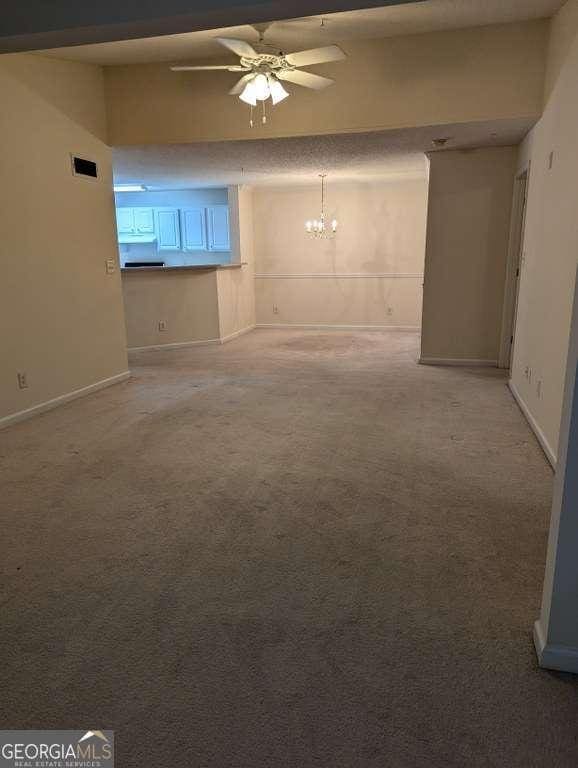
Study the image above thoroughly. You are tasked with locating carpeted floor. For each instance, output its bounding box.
[1,329,575,767]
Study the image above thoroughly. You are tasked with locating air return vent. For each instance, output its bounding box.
[71,155,98,179]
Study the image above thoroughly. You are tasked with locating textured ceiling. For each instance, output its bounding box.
[112,117,533,189]
[42,0,564,66]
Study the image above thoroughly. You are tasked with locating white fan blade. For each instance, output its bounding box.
[170,64,248,71]
[216,37,258,59]
[229,74,254,95]
[284,45,346,67]
[277,70,335,90]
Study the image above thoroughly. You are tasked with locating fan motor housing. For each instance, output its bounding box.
[240,54,291,72]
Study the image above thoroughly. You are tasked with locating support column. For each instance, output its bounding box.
[534,267,578,672]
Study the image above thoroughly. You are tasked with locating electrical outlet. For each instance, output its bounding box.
[158,320,168,332]
[105,258,116,275]
[17,372,28,389]
[273,305,279,315]
[386,307,393,317]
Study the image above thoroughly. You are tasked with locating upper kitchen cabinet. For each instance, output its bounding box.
[116,207,136,234]
[116,207,156,244]
[133,208,155,234]
[155,208,181,251]
[180,208,206,251]
[207,206,230,252]
[115,200,230,255]
[116,207,155,234]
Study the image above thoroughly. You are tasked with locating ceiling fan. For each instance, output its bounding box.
[170,33,346,123]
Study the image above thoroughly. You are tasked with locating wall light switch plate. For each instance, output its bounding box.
[105,258,116,274]
[158,320,168,332]
[17,372,28,389]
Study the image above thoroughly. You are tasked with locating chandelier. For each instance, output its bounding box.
[305,174,337,238]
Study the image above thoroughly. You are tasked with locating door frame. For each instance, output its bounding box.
[498,168,529,370]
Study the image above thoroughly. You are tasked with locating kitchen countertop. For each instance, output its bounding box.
[121,263,245,274]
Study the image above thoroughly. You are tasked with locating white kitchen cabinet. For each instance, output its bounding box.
[133,208,155,234]
[206,205,230,252]
[116,207,135,234]
[115,204,229,252]
[116,207,155,235]
[155,208,181,251]
[180,208,206,251]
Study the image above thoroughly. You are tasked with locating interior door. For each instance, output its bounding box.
[508,173,528,373]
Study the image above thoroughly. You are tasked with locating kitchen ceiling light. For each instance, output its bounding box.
[114,184,147,192]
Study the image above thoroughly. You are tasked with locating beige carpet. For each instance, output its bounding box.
[1,330,574,767]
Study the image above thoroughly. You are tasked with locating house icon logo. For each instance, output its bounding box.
[78,731,109,744]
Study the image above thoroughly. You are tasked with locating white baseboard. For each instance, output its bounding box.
[254,273,424,279]
[0,371,131,431]
[419,356,498,367]
[219,325,255,344]
[129,326,256,352]
[128,338,221,352]
[255,323,420,332]
[508,381,557,468]
[533,619,578,673]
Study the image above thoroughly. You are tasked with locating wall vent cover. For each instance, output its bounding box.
[71,155,98,179]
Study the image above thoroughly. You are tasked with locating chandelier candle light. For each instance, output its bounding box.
[305,174,338,238]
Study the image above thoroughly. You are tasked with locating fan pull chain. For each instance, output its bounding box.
[249,104,254,128]
[262,100,267,125]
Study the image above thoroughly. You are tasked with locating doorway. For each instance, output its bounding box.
[499,169,528,370]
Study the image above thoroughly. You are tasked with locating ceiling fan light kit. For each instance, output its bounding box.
[238,73,288,105]
[170,31,346,127]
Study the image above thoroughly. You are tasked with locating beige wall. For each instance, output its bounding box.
[0,54,128,424]
[122,270,220,349]
[253,177,428,328]
[105,21,547,145]
[510,0,578,461]
[217,187,256,339]
[420,147,517,363]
